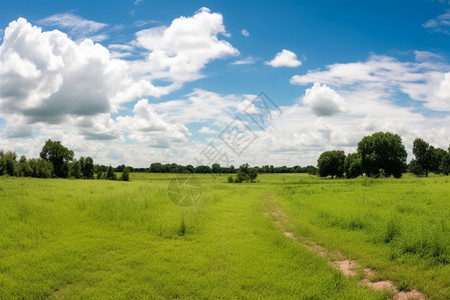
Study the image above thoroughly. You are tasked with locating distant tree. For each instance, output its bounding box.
[40,139,74,178]
[233,163,258,183]
[16,155,32,177]
[28,158,53,178]
[79,157,85,176]
[211,163,221,174]
[105,165,116,180]
[412,138,432,176]
[305,165,318,175]
[431,147,447,174]
[69,160,82,179]
[195,165,212,173]
[344,153,362,178]
[441,152,450,176]
[120,167,130,181]
[186,164,195,173]
[317,150,345,179]
[358,132,407,178]
[408,159,423,175]
[0,151,17,176]
[83,157,95,179]
[411,138,446,176]
[149,162,163,173]
[115,164,125,172]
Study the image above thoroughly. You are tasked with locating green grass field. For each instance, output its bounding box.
[0,173,448,299]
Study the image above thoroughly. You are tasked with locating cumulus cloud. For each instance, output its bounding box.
[291,54,450,111]
[38,13,108,41]
[116,99,190,146]
[0,18,177,125]
[132,7,239,82]
[423,10,450,34]
[241,29,249,37]
[265,49,302,68]
[302,83,348,116]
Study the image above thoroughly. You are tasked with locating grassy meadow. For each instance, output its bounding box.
[0,173,448,299]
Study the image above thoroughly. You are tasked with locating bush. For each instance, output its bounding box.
[121,167,130,181]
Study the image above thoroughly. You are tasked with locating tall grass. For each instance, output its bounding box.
[0,174,383,299]
[276,174,449,299]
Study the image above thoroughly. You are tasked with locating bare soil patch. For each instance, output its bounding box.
[283,231,294,238]
[264,194,426,300]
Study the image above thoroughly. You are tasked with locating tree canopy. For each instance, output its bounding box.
[357,132,407,178]
[40,139,74,178]
[317,150,345,179]
[411,138,449,176]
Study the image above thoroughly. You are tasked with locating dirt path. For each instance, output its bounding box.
[264,194,425,300]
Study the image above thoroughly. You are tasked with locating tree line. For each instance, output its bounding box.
[317,132,450,179]
[0,139,130,181]
[4,132,446,181]
[147,162,318,175]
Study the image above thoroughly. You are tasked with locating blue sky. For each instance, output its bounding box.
[0,0,449,167]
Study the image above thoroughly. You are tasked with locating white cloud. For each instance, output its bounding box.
[198,126,217,134]
[302,83,348,116]
[132,7,239,82]
[291,54,450,111]
[116,99,190,146]
[241,29,249,37]
[38,13,108,41]
[154,89,247,125]
[231,55,256,65]
[134,0,144,5]
[0,18,186,125]
[423,10,450,34]
[265,49,302,68]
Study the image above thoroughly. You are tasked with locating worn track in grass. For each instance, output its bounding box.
[263,193,425,300]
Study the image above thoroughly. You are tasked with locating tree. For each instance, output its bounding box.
[149,162,163,173]
[69,160,82,179]
[120,167,130,181]
[28,158,53,178]
[431,147,447,174]
[357,132,407,178]
[40,139,74,178]
[186,164,195,173]
[441,153,450,176]
[317,150,345,179]
[211,163,221,174]
[412,138,432,177]
[344,153,362,178]
[83,157,95,179]
[0,151,17,176]
[16,155,32,177]
[105,165,116,180]
[233,163,258,183]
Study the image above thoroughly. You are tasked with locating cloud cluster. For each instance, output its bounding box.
[265,49,301,68]
[291,53,450,111]
[0,18,153,125]
[0,8,240,150]
[131,7,239,82]
[423,10,450,34]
